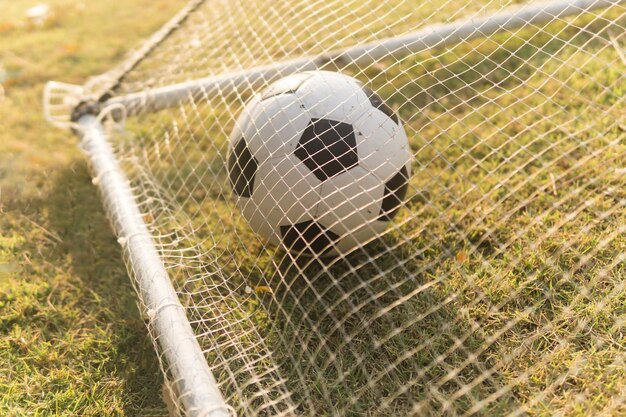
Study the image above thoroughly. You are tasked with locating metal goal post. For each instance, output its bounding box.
[44,0,625,416]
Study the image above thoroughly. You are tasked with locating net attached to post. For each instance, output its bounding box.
[83,0,625,415]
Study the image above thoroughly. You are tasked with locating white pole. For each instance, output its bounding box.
[86,0,209,100]
[105,0,623,115]
[334,0,623,65]
[77,115,232,417]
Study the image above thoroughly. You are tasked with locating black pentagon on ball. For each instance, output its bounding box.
[261,73,312,100]
[362,86,399,125]
[228,138,258,198]
[294,118,359,182]
[379,165,409,221]
[280,221,340,255]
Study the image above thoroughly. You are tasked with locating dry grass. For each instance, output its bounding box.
[103,3,625,416]
[1,1,624,416]
[0,1,186,415]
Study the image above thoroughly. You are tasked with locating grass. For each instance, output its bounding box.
[1,1,624,417]
[107,2,625,416]
[0,1,186,415]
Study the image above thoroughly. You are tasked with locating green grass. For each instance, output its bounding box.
[0,1,186,415]
[106,3,625,416]
[1,1,624,416]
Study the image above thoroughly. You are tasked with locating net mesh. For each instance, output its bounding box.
[83,0,625,415]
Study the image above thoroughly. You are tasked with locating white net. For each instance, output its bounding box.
[78,0,625,415]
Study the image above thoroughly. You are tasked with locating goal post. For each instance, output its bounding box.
[77,114,231,417]
[97,0,620,116]
[45,0,626,416]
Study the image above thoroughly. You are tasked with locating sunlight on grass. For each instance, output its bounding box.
[0,1,186,415]
[1,0,624,415]
[102,4,625,415]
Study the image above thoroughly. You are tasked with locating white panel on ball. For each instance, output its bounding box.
[296,71,369,122]
[245,94,311,162]
[239,197,281,246]
[251,154,321,227]
[353,107,411,182]
[333,220,389,255]
[260,72,312,99]
[317,166,385,236]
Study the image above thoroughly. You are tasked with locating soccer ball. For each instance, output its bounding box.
[227,71,411,257]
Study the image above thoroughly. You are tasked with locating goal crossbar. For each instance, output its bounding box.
[52,0,626,416]
[104,0,622,116]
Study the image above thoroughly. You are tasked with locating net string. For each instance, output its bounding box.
[89,0,626,415]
